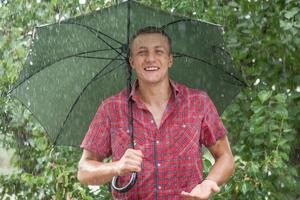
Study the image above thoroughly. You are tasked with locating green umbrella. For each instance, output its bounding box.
[9,0,246,147]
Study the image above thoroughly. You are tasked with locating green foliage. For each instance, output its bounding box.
[1,0,299,199]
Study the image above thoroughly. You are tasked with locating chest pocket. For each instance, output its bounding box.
[165,115,201,156]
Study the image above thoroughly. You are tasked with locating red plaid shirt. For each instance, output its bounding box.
[81,80,227,199]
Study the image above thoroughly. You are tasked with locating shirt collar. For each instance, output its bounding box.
[128,79,180,101]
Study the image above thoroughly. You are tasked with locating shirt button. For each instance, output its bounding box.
[156,140,159,144]
[157,163,161,167]
[182,124,186,128]
[158,186,162,190]
[151,120,154,124]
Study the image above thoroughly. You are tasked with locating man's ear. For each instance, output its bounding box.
[168,53,173,68]
[129,56,135,69]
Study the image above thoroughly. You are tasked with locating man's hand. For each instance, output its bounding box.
[114,148,144,176]
[180,179,220,200]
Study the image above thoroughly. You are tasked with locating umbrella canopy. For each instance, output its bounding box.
[9,0,246,147]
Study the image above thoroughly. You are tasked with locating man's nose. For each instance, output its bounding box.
[145,52,155,62]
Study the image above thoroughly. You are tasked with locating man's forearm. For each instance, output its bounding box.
[77,160,118,185]
[205,153,235,185]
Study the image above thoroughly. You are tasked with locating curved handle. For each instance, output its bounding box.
[111,172,137,193]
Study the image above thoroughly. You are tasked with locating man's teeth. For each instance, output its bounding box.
[145,67,159,71]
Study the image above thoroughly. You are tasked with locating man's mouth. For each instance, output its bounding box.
[144,67,160,71]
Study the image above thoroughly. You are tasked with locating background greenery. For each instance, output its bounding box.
[0,0,299,199]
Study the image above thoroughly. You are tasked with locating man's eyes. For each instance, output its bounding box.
[136,50,165,55]
[138,51,146,55]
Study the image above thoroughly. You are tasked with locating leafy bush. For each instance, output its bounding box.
[1,0,299,199]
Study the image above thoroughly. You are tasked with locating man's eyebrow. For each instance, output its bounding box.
[138,46,147,50]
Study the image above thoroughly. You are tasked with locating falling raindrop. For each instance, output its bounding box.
[253,78,260,86]
[234,8,237,12]
[30,61,33,65]
[27,102,31,107]
[221,94,224,98]
[192,12,196,15]
[36,0,41,3]
[170,7,175,13]
[268,171,272,176]
[245,14,251,19]
[272,85,276,91]
[55,14,60,21]
[26,86,29,90]
[295,86,300,92]
[252,59,256,63]
[278,58,282,62]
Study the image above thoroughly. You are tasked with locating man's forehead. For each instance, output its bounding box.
[133,33,168,44]
[132,33,169,48]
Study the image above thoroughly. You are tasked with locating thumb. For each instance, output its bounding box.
[211,184,220,193]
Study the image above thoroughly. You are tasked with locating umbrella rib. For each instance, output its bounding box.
[61,22,124,45]
[62,22,125,59]
[53,56,126,145]
[173,52,247,87]
[161,19,192,29]
[160,18,222,30]
[75,55,123,60]
[9,48,124,93]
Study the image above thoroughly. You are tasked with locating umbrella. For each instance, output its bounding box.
[9,0,246,192]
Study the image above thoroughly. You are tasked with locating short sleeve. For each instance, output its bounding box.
[200,94,227,147]
[80,103,112,159]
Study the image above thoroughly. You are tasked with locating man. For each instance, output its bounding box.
[78,26,235,199]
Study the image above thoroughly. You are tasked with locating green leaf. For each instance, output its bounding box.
[258,90,272,104]
[274,106,288,119]
[273,93,287,104]
[241,182,247,194]
[284,7,299,19]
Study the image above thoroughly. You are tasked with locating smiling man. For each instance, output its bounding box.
[78,26,235,199]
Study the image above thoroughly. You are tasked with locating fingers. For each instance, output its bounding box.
[181,191,205,200]
[180,191,196,199]
[128,149,144,158]
[116,149,144,176]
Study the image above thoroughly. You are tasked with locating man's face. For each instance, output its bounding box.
[129,33,173,85]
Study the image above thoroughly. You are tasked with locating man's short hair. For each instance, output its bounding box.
[129,26,172,55]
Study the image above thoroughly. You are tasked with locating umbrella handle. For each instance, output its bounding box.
[111,172,137,193]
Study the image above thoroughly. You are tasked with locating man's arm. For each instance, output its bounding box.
[181,136,235,199]
[206,135,235,184]
[77,149,144,185]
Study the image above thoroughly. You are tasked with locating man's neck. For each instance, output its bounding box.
[136,79,172,107]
